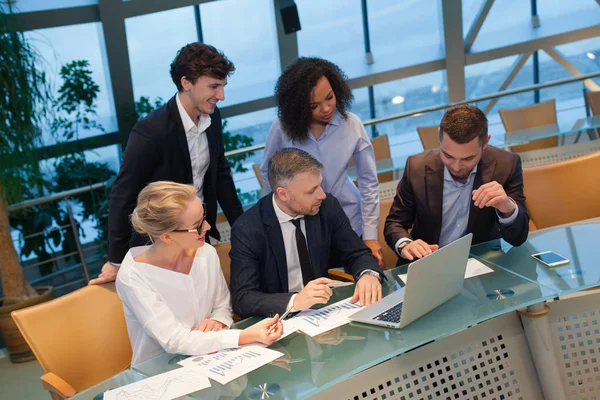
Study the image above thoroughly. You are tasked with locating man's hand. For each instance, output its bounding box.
[350,274,382,306]
[89,262,119,285]
[401,240,439,261]
[472,181,516,216]
[293,277,334,311]
[193,319,227,332]
[363,240,384,268]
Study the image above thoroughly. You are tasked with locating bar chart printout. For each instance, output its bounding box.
[178,345,283,384]
[292,297,364,337]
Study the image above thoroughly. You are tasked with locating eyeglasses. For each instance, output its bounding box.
[172,203,207,236]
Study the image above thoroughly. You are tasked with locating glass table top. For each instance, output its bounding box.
[470,221,600,297]
[132,264,554,399]
[70,370,151,400]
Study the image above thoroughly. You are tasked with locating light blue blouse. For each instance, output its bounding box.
[260,110,380,240]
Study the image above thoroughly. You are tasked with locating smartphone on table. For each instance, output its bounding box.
[531,251,570,267]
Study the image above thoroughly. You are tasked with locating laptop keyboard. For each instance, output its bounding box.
[373,302,404,324]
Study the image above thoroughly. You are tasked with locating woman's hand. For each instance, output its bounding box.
[239,314,283,346]
[193,319,227,332]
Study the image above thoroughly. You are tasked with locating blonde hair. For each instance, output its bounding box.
[130,181,197,240]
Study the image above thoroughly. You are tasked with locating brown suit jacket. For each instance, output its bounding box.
[384,146,529,262]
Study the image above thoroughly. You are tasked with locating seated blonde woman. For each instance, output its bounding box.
[116,181,282,365]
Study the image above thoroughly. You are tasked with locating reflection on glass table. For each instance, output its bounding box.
[133,263,553,399]
[470,221,600,296]
[69,370,150,400]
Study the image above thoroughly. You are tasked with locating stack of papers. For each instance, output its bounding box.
[398,258,494,284]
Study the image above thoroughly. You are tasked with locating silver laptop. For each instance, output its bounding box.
[349,233,472,329]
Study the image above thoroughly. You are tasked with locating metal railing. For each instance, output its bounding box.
[7,69,600,296]
[7,181,111,294]
[223,70,600,158]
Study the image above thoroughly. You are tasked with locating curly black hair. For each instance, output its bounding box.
[274,57,353,142]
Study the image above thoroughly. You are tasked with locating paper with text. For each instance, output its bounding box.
[177,345,283,384]
[103,366,210,400]
[399,257,494,284]
[287,297,364,337]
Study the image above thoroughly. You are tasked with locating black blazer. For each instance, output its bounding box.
[230,194,382,318]
[384,146,529,264]
[107,95,243,263]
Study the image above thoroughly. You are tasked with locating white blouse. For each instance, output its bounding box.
[116,244,240,366]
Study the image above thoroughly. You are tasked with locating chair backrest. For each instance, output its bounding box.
[498,99,558,153]
[585,90,600,115]
[417,125,440,151]
[11,283,132,393]
[253,164,264,188]
[348,134,393,183]
[377,197,399,269]
[523,150,600,229]
[214,242,232,286]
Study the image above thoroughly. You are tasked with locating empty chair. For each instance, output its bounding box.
[11,283,132,399]
[213,242,232,286]
[253,164,264,188]
[498,99,558,153]
[348,134,393,183]
[585,90,600,139]
[417,125,440,150]
[585,90,600,115]
[523,150,600,229]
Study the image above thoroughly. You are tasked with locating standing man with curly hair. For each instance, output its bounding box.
[259,58,383,268]
[90,43,244,285]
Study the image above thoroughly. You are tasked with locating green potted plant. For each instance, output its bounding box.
[0,3,55,363]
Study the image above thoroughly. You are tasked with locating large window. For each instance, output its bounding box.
[368,0,443,71]
[0,0,96,13]
[372,71,448,155]
[201,0,280,106]
[296,0,365,78]
[25,22,117,145]
[125,7,198,103]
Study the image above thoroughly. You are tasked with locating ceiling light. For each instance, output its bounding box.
[391,96,405,105]
[587,52,596,60]
[431,84,441,94]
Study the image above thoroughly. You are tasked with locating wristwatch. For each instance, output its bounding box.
[360,269,381,282]
[397,240,411,253]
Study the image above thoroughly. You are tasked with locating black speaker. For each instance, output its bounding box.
[279,0,301,35]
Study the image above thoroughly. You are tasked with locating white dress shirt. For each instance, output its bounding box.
[116,244,239,366]
[272,195,306,294]
[176,93,211,201]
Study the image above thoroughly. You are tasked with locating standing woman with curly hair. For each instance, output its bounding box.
[260,57,383,266]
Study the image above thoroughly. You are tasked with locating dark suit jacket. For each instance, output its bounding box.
[230,194,382,318]
[384,146,529,263]
[107,95,243,263]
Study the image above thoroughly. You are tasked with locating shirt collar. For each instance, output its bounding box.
[175,93,211,134]
[328,109,342,127]
[443,164,478,184]
[272,194,303,223]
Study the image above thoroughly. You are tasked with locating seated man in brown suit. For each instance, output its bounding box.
[384,104,529,264]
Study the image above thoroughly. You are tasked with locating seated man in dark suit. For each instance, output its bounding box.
[230,148,383,318]
[384,104,529,264]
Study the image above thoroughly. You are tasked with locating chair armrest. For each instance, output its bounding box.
[327,268,354,282]
[40,372,77,399]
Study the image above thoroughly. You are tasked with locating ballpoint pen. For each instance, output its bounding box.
[267,306,294,335]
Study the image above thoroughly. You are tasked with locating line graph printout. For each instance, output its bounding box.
[291,297,364,337]
[177,345,283,384]
[103,366,210,400]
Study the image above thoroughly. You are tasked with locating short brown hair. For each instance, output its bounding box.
[439,104,488,145]
[268,148,324,190]
[130,181,197,240]
[170,43,235,91]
